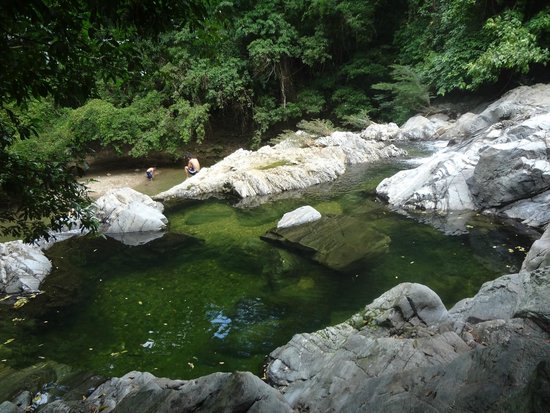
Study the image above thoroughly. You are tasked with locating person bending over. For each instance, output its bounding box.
[185,153,200,178]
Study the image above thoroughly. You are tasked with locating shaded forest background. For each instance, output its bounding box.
[1,0,550,241]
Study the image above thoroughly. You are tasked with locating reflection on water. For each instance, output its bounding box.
[0,159,533,381]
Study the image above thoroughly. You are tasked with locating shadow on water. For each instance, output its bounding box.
[0,157,534,381]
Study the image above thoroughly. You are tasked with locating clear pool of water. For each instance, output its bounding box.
[0,157,532,381]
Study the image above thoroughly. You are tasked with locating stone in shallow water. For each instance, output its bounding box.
[263,215,390,272]
[277,205,321,229]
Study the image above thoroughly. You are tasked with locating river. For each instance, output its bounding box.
[0,144,532,381]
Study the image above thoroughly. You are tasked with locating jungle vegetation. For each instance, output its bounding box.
[1,0,549,241]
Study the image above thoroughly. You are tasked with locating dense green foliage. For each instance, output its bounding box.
[0,0,207,241]
[2,0,550,241]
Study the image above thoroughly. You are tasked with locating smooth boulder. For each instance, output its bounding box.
[276,205,321,229]
[0,241,51,294]
[94,187,168,238]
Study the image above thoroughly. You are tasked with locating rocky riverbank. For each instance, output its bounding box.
[1,83,550,412]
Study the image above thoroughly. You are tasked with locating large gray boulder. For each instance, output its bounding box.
[449,268,550,329]
[94,187,168,238]
[360,122,400,141]
[155,133,405,202]
[469,122,550,208]
[521,226,550,272]
[265,268,550,412]
[397,114,451,141]
[441,83,550,142]
[499,189,550,229]
[376,84,550,228]
[0,241,51,294]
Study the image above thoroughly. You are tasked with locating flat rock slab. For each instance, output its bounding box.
[262,215,390,271]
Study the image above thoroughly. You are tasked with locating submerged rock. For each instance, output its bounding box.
[154,133,405,203]
[262,215,390,271]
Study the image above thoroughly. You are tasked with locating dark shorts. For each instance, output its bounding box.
[188,169,198,176]
[146,171,153,180]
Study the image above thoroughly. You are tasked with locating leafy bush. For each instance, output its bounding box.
[466,11,549,89]
[296,119,336,137]
[372,65,430,124]
[331,87,373,121]
[341,109,372,130]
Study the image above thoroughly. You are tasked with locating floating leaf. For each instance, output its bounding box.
[3,338,15,345]
[13,297,28,309]
[187,362,195,369]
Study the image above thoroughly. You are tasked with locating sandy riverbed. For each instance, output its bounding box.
[81,167,186,199]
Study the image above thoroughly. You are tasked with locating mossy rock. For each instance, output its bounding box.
[262,216,390,272]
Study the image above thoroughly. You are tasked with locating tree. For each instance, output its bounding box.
[0,0,206,242]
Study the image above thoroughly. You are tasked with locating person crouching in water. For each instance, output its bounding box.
[146,167,156,181]
[185,153,200,178]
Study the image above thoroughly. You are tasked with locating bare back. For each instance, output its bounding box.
[188,158,200,171]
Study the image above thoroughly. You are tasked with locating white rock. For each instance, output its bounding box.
[277,206,322,229]
[0,241,52,294]
[155,134,406,202]
[94,187,167,234]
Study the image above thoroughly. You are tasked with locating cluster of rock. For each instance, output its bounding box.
[0,130,405,296]
[264,267,549,411]
[373,84,550,234]
[2,83,550,412]
[154,132,405,203]
[3,246,546,412]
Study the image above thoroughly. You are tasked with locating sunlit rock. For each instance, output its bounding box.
[359,122,400,141]
[155,133,406,202]
[0,241,51,294]
[377,84,550,227]
[94,187,167,239]
[277,206,321,229]
[397,114,451,140]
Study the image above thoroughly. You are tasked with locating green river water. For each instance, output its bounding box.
[0,152,532,382]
